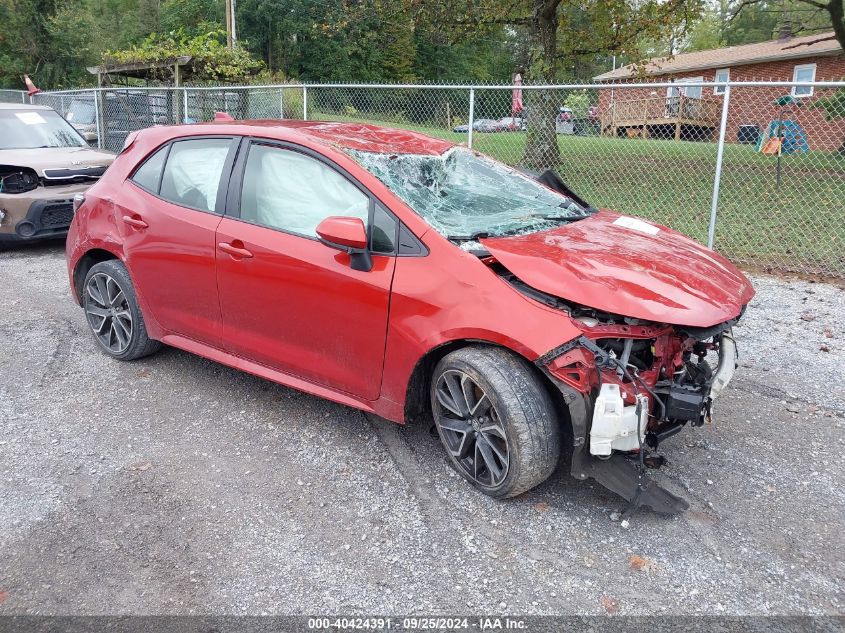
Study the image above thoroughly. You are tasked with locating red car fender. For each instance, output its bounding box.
[66,190,126,305]
[376,235,585,422]
[66,185,171,340]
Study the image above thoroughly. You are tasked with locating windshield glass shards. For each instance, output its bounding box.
[348,147,591,240]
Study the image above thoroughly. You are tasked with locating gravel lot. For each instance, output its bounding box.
[0,242,843,616]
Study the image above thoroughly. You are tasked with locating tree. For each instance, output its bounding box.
[0,0,166,88]
[0,0,64,87]
[392,0,704,168]
[729,0,845,50]
[685,2,727,50]
[104,29,264,82]
[160,0,224,35]
[812,86,845,152]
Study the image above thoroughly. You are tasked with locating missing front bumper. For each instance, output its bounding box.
[540,330,739,515]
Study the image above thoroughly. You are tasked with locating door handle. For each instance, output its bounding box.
[218,241,254,259]
[122,215,148,229]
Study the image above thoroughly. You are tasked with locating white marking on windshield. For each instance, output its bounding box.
[15,112,47,125]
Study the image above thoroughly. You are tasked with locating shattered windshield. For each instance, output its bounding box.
[348,147,589,240]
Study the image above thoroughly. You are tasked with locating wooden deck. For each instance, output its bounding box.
[603,94,720,140]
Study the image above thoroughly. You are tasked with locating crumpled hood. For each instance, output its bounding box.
[0,147,114,177]
[480,210,755,327]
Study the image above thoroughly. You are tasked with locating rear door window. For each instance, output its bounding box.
[158,138,233,213]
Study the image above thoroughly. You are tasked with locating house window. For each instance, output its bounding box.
[792,63,816,97]
[666,77,704,101]
[714,68,730,95]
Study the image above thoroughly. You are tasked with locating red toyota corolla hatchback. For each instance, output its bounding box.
[66,120,754,513]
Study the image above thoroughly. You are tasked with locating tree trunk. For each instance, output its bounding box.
[523,0,562,170]
[827,0,845,51]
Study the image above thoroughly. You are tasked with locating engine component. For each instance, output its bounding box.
[590,383,649,456]
[646,422,685,448]
[665,383,707,423]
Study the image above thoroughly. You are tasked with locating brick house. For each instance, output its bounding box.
[593,32,845,150]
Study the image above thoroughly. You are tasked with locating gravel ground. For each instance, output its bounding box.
[0,242,843,616]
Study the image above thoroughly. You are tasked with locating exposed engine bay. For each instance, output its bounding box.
[494,264,743,515]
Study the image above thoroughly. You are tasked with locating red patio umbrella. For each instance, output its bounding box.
[510,71,524,132]
[511,71,523,116]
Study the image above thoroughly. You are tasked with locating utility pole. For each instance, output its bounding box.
[225,0,237,49]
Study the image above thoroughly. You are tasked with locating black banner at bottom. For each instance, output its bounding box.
[0,616,842,633]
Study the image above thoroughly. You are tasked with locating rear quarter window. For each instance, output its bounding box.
[131,145,169,193]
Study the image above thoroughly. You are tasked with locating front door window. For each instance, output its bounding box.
[239,144,370,237]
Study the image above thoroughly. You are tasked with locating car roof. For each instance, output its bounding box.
[190,120,456,155]
[0,102,55,111]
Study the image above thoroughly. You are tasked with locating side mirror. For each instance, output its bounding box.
[315,216,372,272]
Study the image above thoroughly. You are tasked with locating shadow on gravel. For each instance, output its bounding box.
[0,239,66,257]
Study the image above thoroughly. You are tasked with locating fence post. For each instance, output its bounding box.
[467,87,475,149]
[302,85,308,121]
[708,84,731,250]
[93,89,103,150]
[21,91,26,103]
[183,88,189,123]
[280,86,285,119]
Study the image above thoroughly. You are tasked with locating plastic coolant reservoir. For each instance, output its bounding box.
[589,384,649,456]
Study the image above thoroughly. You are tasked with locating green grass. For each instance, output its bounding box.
[313,110,845,277]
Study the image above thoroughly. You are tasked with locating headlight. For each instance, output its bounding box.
[73,192,86,213]
[574,316,599,328]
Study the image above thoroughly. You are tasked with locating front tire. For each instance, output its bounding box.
[431,346,560,498]
[82,260,161,361]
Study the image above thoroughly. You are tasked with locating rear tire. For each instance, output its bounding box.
[431,346,560,498]
[82,260,161,361]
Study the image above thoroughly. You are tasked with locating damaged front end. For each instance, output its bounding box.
[508,272,741,515]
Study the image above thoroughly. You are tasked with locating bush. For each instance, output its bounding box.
[104,30,263,82]
[811,82,845,155]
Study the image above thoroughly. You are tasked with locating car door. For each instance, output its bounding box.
[119,136,239,348]
[215,139,397,401]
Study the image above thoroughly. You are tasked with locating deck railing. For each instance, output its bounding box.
[604,94,721,134]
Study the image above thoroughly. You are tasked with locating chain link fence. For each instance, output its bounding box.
[0,89,27,103]
[12,80,845,278]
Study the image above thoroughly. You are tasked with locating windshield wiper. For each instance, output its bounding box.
[447,231,490,242]
[528,214,586,222]
[447,215,584,243]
